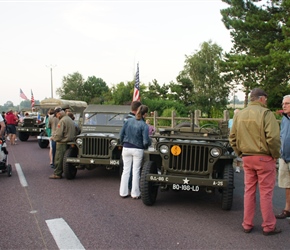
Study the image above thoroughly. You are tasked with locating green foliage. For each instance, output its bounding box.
[83,76,110,104]
[142,99,188,118]
[143,79,169,100]
[177,41,229,117]
[56,72,111,105]
[56,72,85,101]
[157,108,177,127]
[111,81,134,105]
[221,0,290,108]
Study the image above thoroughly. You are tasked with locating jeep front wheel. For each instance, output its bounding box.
[38,132,49,148]
[141,161,159,206]
[18,132,29,141]
[221,163,234,210]
[63,147,78,180]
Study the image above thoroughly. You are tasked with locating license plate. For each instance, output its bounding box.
[110,160,119,165]
[172,184,199,192]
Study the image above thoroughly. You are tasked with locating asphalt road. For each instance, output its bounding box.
[0,137,289,250]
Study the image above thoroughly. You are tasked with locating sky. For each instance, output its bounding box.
[0,0,235,106]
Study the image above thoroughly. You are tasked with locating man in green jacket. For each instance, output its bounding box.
[229,88,281,236]
[49,108,76,179]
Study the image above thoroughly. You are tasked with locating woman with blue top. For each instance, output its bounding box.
[119,105,151,199]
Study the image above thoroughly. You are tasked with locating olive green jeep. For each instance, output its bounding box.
[140,121,235,210]
[63,104,131,179]
[17,111,45,141]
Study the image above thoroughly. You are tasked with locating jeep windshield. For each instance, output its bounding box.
[84,113,126,126]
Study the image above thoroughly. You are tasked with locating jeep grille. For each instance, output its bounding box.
[169,144,210,173]
[82,138,109,157]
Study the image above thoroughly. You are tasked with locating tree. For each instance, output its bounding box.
[178,41,229,117]
[3,101,14,109]
[56,72,85,101]
[19,100,33,110]
[221,0,290,108]
[83,76,110,104]
[142,79,169,100]
[110,81,134,105]
[168,78,194,107]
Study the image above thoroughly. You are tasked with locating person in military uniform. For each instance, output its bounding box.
[49,108,76,179]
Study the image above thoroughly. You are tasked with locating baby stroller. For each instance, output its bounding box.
[0,138,12,177]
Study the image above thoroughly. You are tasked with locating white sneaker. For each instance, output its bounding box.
[235,167,240,173]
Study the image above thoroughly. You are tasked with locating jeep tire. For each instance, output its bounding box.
[221,163,234,210]
[38,132,49,148]
[63,147,78,180]
[18,132,29,141]
[141,161,159,206]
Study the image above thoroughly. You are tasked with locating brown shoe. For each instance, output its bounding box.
[49,174,62,179]
[263,228,282,236]
[243,227,253,233]
[275,210,290,219]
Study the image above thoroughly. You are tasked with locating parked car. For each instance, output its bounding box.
[140,121,235,210]
[17,111,45,142]
[63,104,131,179]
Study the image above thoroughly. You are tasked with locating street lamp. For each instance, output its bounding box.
[46,65,56,98]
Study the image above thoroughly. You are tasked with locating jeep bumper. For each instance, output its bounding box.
[146,174,228,188]
[66,157,120,166]
[18,128,43,132]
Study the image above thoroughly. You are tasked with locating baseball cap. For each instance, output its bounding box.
[250,88,268,98]
[54,108,65,116]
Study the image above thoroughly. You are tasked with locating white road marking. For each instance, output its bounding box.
[15,163,28,187]
[46,218,85,250]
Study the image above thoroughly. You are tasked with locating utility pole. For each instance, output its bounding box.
[46,65,56,98]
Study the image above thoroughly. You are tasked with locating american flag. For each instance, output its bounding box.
[31,90,35,108]
[132,63,140,101]
[20,88,28,100]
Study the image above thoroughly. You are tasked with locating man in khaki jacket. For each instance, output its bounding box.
[229,88,281,236]
[49,108,76,179]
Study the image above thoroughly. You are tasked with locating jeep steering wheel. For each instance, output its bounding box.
[199,124,221,135]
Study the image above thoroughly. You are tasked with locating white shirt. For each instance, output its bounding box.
[0,114,3,122]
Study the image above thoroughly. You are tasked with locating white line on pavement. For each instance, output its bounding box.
[46,218,85,250]
[15,163,28,187]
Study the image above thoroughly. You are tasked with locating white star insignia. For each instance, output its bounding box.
[183,178,189,184]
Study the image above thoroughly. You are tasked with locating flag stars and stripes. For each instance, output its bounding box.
[133,63,140,102]
[31,90,35,108]
[20,88,28,100]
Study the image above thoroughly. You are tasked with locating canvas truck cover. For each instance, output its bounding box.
[39,98,87,113]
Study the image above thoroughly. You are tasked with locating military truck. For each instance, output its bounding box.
[140,121,235,210]
[63,104,131,179]
[17,111,45,142]
[37,98,87,148]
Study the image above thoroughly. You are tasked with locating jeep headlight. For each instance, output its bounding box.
[159,145,169,154]
[76,138,82,146]
[110,139,118,147]
[210,147,221,157]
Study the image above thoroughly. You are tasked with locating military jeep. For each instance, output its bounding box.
[17,112,45,141]
[63,104,131,179]
[140,121,235,210]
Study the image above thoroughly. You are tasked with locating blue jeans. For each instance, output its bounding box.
[51,140,56,165]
